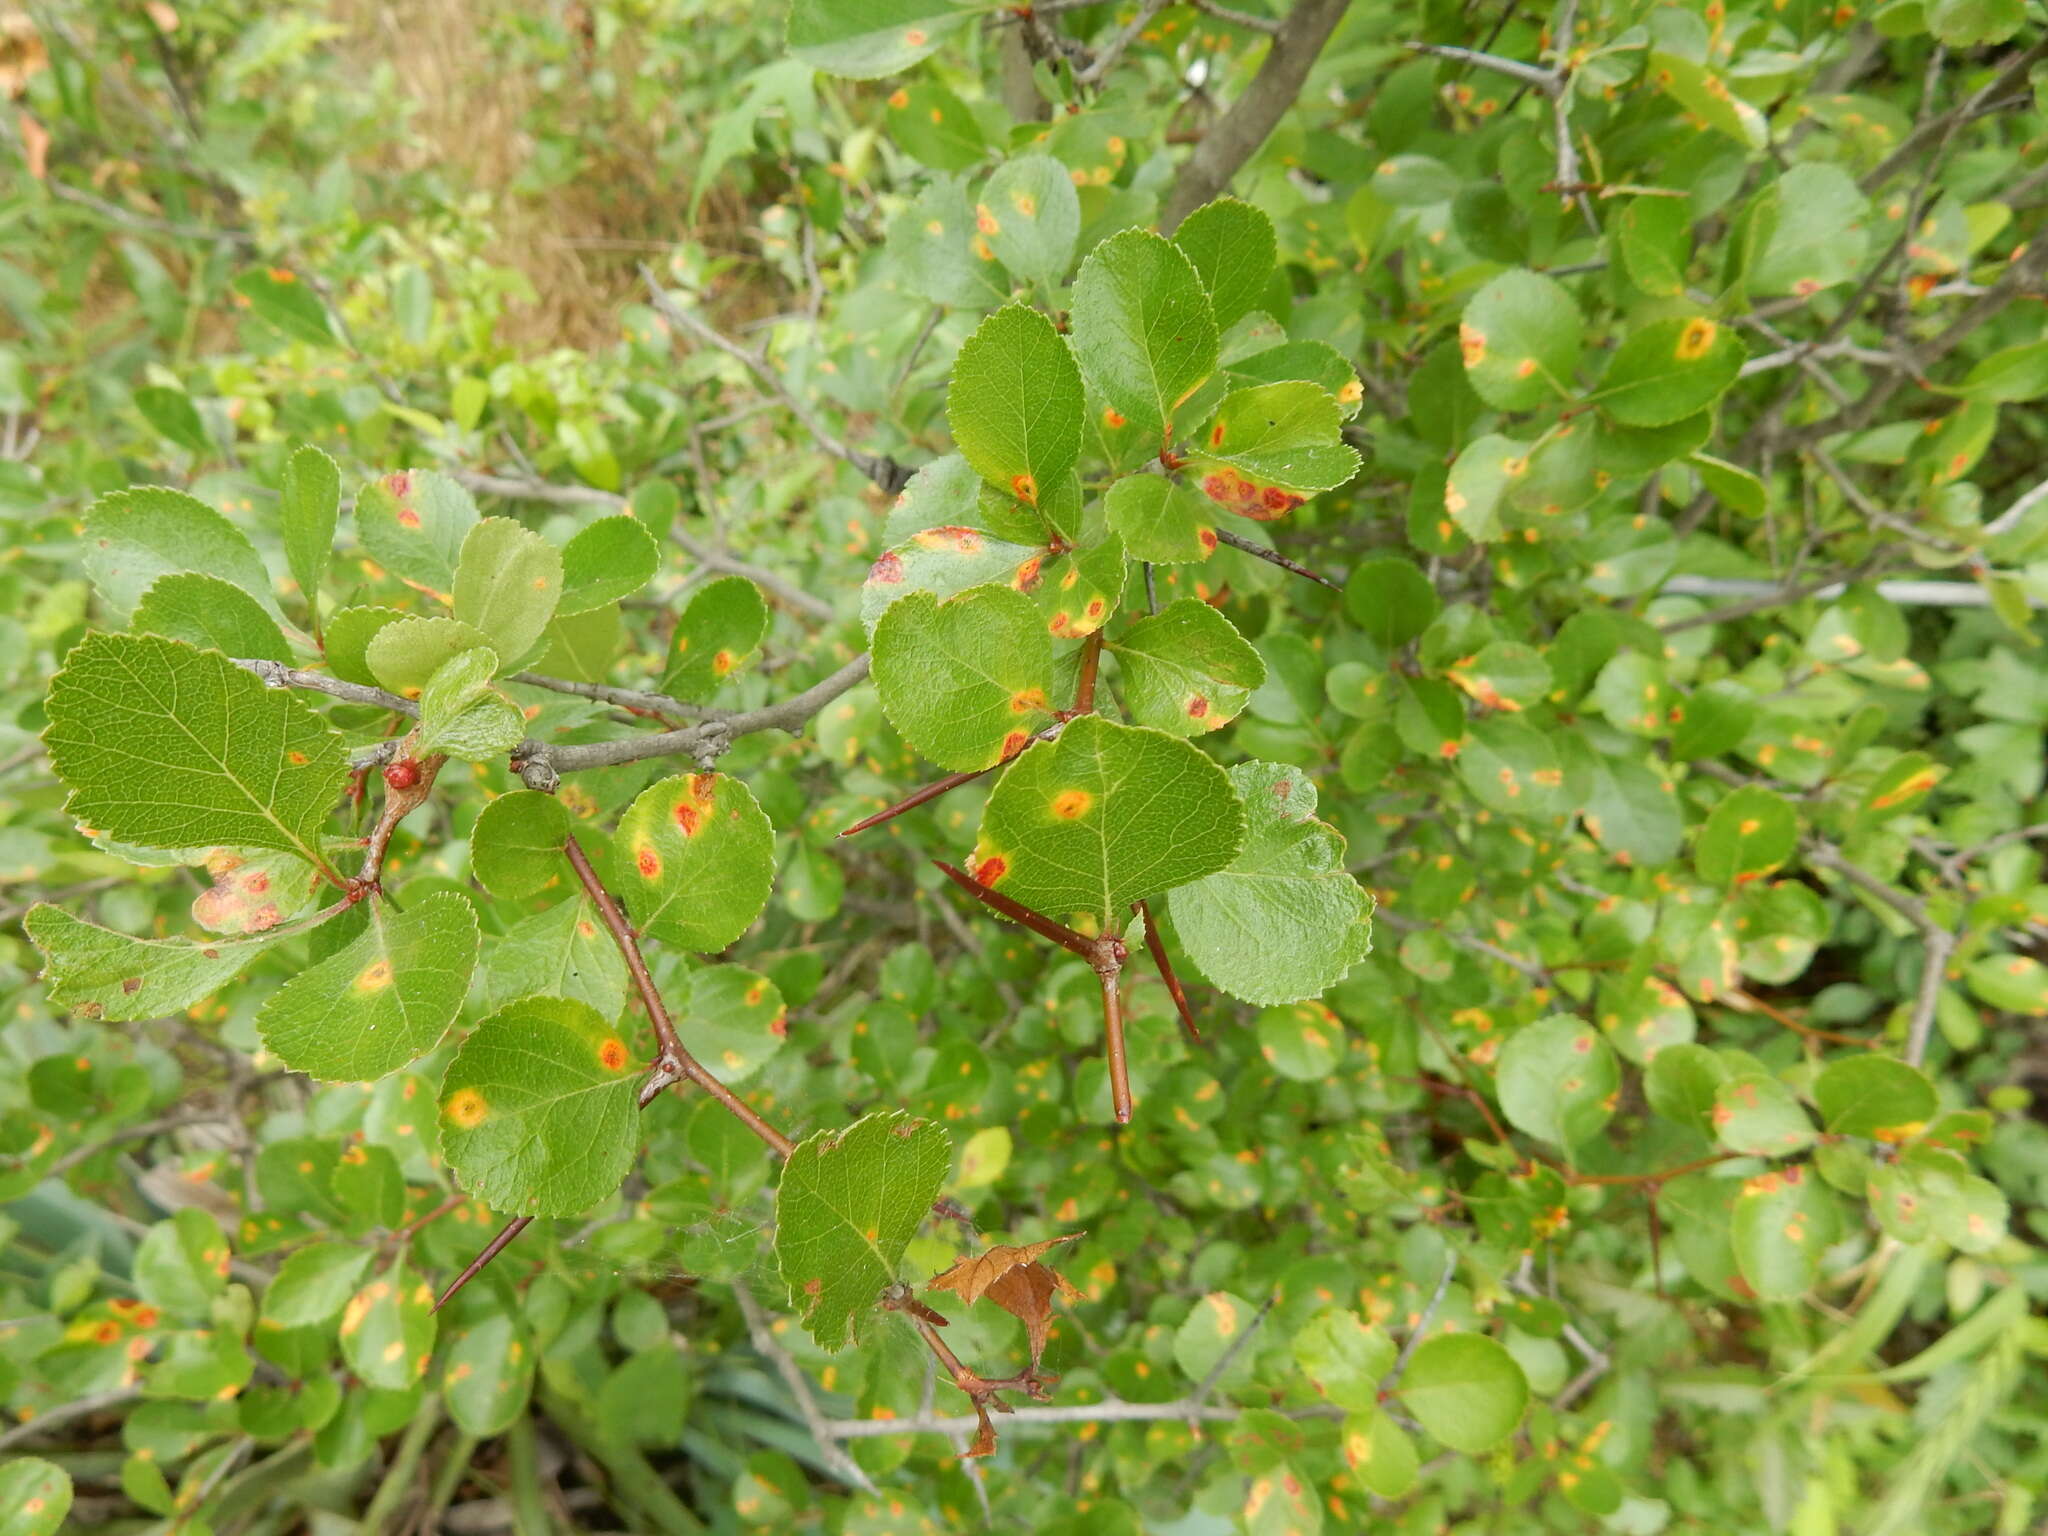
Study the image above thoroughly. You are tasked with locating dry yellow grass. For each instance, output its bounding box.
[332,0,759,349]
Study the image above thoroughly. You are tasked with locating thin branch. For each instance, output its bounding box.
[511,654,872,787]
[1384,1248,1459,1389]
[1374,908,1548,982]
[1402,41,1554,87]
[1188,1295,1274,1412]
[564,834,794,1157]
[1160,0,1353,232]
[1190,0,1284,34]
[233,658,418,717]
[733,1281,878,1494]
[0,1388,144,1452]
[1857,39,2048,192]
[1134,899,1202,1042]
[451,471,836,622]
[638,266,912,496]
[46,1111,230,1177]
[1078,0,1167,85]
[1802,841,1952,1067]
[825,1397,1343,1439]
[1212,526,1343,589]
[432,1215,534,1312]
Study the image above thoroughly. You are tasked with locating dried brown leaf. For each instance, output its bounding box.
[927,1232,1084,1306]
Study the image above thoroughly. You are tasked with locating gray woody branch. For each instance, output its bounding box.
[1159,0,1351,232]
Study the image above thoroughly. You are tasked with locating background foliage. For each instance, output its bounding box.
[3,0,2048,1532]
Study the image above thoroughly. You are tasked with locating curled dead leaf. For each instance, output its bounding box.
[0,11,46,100]
[929,1232,1083,1370]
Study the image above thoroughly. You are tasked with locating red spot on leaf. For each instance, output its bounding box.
[869,551,904,584]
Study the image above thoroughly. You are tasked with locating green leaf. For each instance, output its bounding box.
[26,904,293,1022]
[45,633,347,868]
[234,266,335,344]
[977,155,1080,285]
[1744,164,1870,298]
[443,1311,535,1435]
[1342,1408,1419,1499]
[1191,383,1360,516]
[1107,600,1264,737]
[1966,951,2048,1015]
[1172,762,1371,1004]
[1173,197,1276,332]
[1695,785,1798,886]
[678,966,787,1084]
[481,896,628,1021]
[871,585,1055,772]
[884,78,986,171]
[786,0,969,79]
[280,444,341,619]
[1731,1167,1837,1300]
[862,522,1040,631]
[1813,1056,1937,1139]
[609,773,776,951]
[132,572,291,664]
[887,177,1012,308]
[338,1259,436,1389]
[1613,196,1690,297]
[355,469,480,594]
[82,485,277,621]
[1948,339,2048,403]
[1714,1072,1816,1156]
[665,576,772,699]
[774,1109,950,1350]
[1574,747,1683,866]
[1104,476,1218,564]
[440,994,643,1216]
[1598,316,1747,427]
[0,1457,70,1536]
[1253,1000,1342,1079]
[1645,1041,1730,1135]
[1175,1291,1259,1389]
[134,384,209,455]
[973,714,1247,933]
[1927,0,2024,45]
[325,605,407,686]
[1294,1309,1395,1411]
[133,1207,229,1316]
[471,790,571,900]
[453,517,564,665]
[365,615,493,697]
[256,892,479,1082]
[417,647,525,761]
[1496,1014,1619,1148]
[1693,453,1766,517]
[1459,270,1582,410]
[947,304,1084,514]
[1069,229,1218,448]
[1397,1333,1528,1453]
[263,1242,375,1329]
[1648,51,1767,148]
[1443,434,1530,542]
[1345,557,1440,649]
[1227,340,1364,418]
[558,515,661,615]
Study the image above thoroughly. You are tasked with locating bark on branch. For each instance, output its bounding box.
[1159,0,1351,233]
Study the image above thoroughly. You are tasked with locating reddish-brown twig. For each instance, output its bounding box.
[934,860,1135,1120]
[1073,630,1105,714]
[433,1216,533,1310]
[1133,899,1201,1043]
[838,721,1065,839]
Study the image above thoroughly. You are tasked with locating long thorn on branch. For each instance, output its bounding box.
[932,860,1101,960]
[1133,899,1201,1042]
[839,720,1065,839]
[434,1216,533,1311]
[1211,527,1344,589]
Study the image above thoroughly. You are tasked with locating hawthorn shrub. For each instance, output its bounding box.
[3,0,2048,1532]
